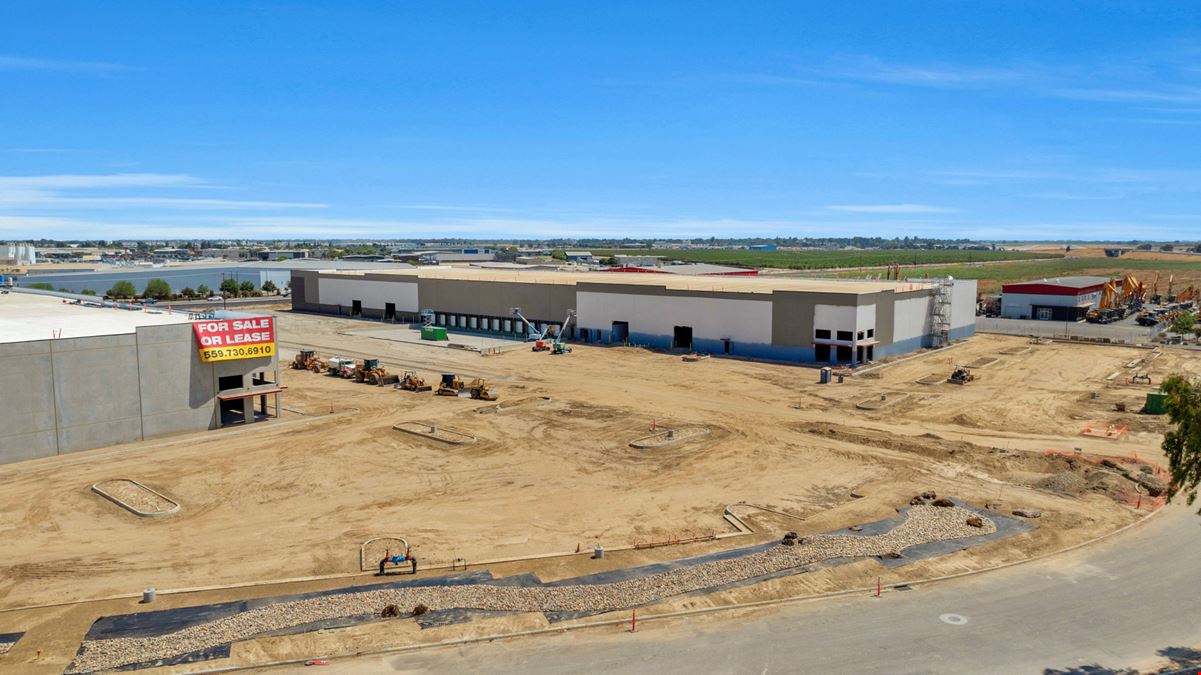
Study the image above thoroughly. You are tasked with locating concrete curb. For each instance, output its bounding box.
[90,480,181,518]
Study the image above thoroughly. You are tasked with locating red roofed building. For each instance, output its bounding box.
[1000,276,1112,321]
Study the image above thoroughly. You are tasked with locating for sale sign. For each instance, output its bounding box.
[192,317,276,363]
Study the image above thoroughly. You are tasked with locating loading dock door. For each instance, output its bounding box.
[673,325,693,351]
[384,303,396,321]
[351,300,362,317]
[611,321,629,343]
[815,344,831,362]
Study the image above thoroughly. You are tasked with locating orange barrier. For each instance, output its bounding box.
[1042,449,1168,478]
[1080,423,1129,440]
[1115,490,1167,511]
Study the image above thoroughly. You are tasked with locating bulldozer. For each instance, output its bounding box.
[396,370,432,392]
[947,365,975,385]
[291,350,320,370]
[1130,373,1152,385]
[436,373,465,396]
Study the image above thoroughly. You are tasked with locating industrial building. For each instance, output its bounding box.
[11,259,406,296]
[1000,276,1112,321]
[0,292,280,465]
[290,268,975,364]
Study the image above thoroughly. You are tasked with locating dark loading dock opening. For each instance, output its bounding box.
[815,344,831,361]
[351,300,362,317]
[384,302,396,320]
[218,375,244,423]
[611,321,629,342]
[836,345,852,362]
[673,325,693,351]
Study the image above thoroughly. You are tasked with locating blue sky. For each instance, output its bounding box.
[2,1,1201,241]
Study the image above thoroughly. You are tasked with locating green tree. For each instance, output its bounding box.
[220,278,240,296]
[108,280,137,298]
[179,287,195,298]
[550,249,567,261]
[261,280,278,294]
[1171,310,1196,335]
[1162,244,1175,252]
[1136,243,1153,250]
[28,282,55,290]
[1162,374,1201,514]
[239,280,256,295]
[142,278,172,299]
[80,289,97,296]
[197,284,211,297]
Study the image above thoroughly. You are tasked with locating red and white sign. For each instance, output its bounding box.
[192,317,276,362]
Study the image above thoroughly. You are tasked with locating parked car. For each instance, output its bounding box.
[207,295,224,302]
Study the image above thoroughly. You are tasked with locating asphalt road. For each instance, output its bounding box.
[303,505,1201,675]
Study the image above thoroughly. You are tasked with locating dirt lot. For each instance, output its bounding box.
[0,312,1189,670]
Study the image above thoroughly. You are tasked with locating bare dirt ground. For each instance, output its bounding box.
[0,311,1189,671]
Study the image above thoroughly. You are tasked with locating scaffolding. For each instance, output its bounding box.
[929,278,954,348]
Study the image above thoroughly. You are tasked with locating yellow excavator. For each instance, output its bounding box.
[1085,279,1123,323]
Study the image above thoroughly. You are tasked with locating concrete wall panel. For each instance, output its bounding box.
[577,291,773,344]
[317,278,419,312]
[0,340,57,462]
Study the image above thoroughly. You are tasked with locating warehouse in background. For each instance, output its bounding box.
[0,291,280,465]
[290,268,975,364]
[1000,276,1112,321]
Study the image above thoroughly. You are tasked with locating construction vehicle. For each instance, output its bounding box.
[1120,273,1146,311]
[1149,272,1162,305]
[1085,279,1124,323]
[351,358,397,385]
[325,357,354,376]
[948,365,975,385]
[291,350,319,370]
[436,373,465,396]
[464,377,498,400]
[512,307,576,354]
[396,371,432,392]
[549,309,575,355]
[1130,373,1152,385]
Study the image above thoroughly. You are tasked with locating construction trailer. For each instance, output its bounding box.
[290,268,976,366]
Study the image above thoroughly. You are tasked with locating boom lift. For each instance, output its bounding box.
[551,309,575,355]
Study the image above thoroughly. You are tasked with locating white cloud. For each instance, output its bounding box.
[0,55,132,73]
[824,204,958,214]
[0,173,324,211]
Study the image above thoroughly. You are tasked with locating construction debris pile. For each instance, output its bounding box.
[69,505,994,673]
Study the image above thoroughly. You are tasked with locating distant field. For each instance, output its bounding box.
[591,248,1061,270]
[836,256,1201,294]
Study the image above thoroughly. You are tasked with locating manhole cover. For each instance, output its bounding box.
[940,613,968,626]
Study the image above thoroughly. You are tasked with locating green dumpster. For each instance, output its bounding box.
[1144,390,1167,415]
[421,325,448,341]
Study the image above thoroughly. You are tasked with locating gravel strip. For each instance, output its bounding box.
[0,641,14,656]
[69,505,993,673]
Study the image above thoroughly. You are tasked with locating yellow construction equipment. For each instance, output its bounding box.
[1086,279,1124,323]
[436,374,465,396]
[396,371,433,392]
[1150,272,1161,303]
[352,359,397,385]
[434,374,497,399]
[465,378,498,400]
[291,350,319,370]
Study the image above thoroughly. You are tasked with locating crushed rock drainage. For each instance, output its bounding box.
[629,426,710,448]
[91,480,180,518]
[393,421,477,445]
[68,504,1007,674]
